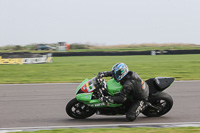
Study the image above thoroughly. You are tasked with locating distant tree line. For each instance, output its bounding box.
[0,44,39,51]
[0,43,91,51]
[70,43,91,49]
[1,43,199,51]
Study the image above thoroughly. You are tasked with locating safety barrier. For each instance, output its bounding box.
[52,49,200,56]
[52,51,151,56]
[0,52,52,64]
[1,50,199,63]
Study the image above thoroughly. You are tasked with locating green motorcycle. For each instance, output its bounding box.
[66,76,174,119]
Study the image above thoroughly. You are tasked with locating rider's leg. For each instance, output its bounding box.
[126,100,145,121]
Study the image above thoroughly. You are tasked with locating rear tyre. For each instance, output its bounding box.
[66,98,95,119]
[142,92,173,117]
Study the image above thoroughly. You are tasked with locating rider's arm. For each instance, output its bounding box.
[111,83,132,104]
[98,71,112,78]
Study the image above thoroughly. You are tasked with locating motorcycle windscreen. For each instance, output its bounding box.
[154,77,174,91]
[76,77,97,94]
[80,77,97,93]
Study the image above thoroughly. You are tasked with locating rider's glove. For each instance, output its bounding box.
[97,72,104,79]
[99,96,114,103]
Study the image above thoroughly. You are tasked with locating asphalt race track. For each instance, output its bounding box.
[0,81,200,128]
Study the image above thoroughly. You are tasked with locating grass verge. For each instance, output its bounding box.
[0,54,199,84]
[12,127,200,133]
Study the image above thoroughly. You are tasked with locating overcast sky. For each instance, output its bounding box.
[0,0,200,46]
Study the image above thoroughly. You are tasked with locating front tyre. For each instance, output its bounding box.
[142,92,173,117]
[66,98,95,119]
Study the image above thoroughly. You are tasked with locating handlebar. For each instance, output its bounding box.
[95,76,107,97]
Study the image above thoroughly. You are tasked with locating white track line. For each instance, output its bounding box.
[1,122,200,132]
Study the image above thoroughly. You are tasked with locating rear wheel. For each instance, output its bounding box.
[142,92,173,117]
[66,98,95,119]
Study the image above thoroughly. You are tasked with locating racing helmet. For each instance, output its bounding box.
[112,63,129,82]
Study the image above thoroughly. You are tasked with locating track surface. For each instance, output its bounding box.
[0,81,200,128]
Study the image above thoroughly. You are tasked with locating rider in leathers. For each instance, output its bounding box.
[98,63,149,121]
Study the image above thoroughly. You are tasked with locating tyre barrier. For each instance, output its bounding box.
[52,51,151,56]
[52,49,200,57]
[165,49,200,55]
[0,52,53,65]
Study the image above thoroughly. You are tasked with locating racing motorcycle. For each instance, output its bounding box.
[66,76,174,120]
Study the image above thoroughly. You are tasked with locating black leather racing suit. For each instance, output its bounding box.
[100,71,149,121]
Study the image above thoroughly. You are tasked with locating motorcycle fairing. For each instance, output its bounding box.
[76,93,122,108]
[146,77,174,94]
[76,78,89,94]
[76,93,93,102]
[80,81,96,93]
[155,77,174,91]
[75,77,123,108]
[106,78,123,96]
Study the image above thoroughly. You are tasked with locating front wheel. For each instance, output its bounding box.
[66,98,96,119]
[142,92,173,117]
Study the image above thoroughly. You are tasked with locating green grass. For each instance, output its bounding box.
[0,54,199,84]
[12,127,200,133]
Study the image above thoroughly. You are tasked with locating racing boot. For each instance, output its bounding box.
[126,112,137,121]
[126,100,145,121]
